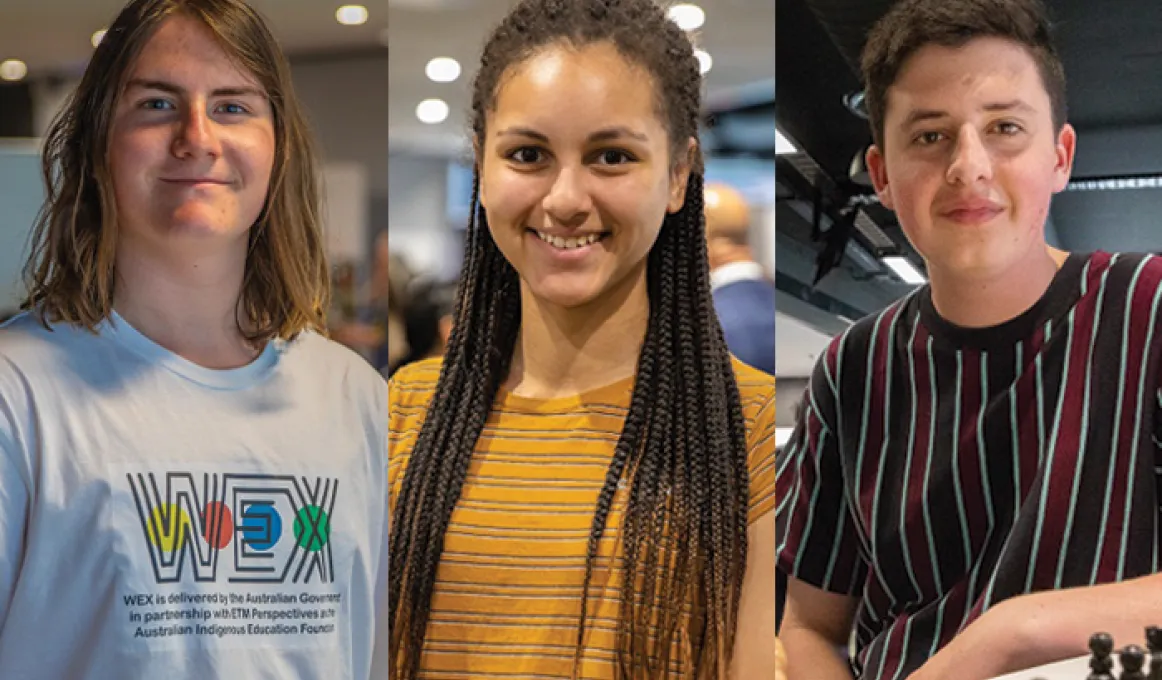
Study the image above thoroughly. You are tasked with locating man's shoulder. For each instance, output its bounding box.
[281,331,390,412]
[827,293,921,361]
[0,311,104,374]
[1089,251,1162,291]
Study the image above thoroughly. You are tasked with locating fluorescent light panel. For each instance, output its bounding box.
[775,129,797,155]
[882,256,927,285]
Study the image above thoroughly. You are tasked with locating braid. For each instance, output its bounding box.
[389,1,751,678]
[388,170,522,676]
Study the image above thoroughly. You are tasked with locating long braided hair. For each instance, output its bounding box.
[388,1,750,677]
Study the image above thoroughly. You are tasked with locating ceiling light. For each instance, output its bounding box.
[1065,175,1162,192]
[416,98,449,125]
[668,4,705,31]
[0,59,27,82]
[775,129,798,155]
[336,5,369,26]
[883,256,927,285]
[694,49,712,75]
[425,57,461,83]
[92,29,108,48]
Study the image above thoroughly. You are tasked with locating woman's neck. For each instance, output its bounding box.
[505,267,650,400]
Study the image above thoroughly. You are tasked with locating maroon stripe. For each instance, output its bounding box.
[1096,264,1157,580]
[878,605,910,680]
[777,405,826,568]
[858,306,902,529]
[958,352,988,558]
[1016,325,1046,500]
[1030,289,1094,588]
[903,323,938,597]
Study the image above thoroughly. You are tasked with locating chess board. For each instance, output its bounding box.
[990,627,1161,680]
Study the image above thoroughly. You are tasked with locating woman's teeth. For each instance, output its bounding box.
[535,231,603,249]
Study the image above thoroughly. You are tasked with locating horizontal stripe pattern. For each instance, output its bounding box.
[390,357,774,678]
[777,252,1162,680]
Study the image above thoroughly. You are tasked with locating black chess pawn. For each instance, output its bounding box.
[1120,644,1147,680]
[1146,627,1162,680]
[1090,632,1116,680]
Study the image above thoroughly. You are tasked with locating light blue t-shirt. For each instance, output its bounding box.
[0,311,389,679]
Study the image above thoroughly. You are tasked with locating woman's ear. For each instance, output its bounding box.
[668,137,698,213]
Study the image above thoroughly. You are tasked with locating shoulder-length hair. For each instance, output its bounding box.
[22,0,329,342]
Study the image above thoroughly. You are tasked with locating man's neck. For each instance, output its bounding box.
[112,237,260,370]
[505,268,649,400]
[929,246,1070,328]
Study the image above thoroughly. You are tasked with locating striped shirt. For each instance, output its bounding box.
[776,251,1162,680]
[389,357,775,679]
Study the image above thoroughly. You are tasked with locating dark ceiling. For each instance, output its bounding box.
[777,0,1162,259]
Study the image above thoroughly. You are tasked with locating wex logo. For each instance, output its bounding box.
[127,472,338,585]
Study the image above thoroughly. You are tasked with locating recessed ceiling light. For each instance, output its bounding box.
[0,59,28,82]
[425,57,461,83]
[336,5,369,26]
[416,98,449,124]
[92,29,108,48]
[694,49,712,75]
[668,4,705,31]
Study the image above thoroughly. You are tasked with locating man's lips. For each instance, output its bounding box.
[160,178,230,185]
[939,201,1004,224]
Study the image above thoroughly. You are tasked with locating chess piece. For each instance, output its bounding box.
[1146,627,1162,680]
[1120,644,1147,680]
[1090,632,1116,680]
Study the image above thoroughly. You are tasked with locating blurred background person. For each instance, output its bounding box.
[387,277,455,376]
[705,181,776,376]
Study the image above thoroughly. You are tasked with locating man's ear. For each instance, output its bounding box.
[1051,123,1077,194]
[866,144,893,210]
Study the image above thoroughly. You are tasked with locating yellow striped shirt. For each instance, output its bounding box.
[388,357,775,679]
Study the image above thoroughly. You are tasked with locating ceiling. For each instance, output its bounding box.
[387,0,776,156]
[0,0,390,80]
[776,0,1162,270]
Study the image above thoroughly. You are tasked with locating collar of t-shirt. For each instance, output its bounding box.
[98,310,283,390]
[917,252,1089,351]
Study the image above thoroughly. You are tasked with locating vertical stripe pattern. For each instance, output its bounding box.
[776,252,1162,680]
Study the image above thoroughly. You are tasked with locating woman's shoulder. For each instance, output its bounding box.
[387,357,443,412]
[389,357,443,390]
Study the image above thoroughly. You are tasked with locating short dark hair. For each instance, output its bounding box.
[861,0,1067,147]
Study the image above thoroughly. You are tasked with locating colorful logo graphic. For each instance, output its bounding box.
[127,473,339,585]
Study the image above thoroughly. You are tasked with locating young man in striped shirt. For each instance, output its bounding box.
[777,0,1162,679]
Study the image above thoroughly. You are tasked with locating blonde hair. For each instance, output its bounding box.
[23,0,330,342]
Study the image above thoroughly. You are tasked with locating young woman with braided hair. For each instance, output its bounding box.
[387,0,775,678]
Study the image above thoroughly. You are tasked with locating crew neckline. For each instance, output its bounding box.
[98,310,282,390]
[495,372,637,414]
[917,252,1089,350]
